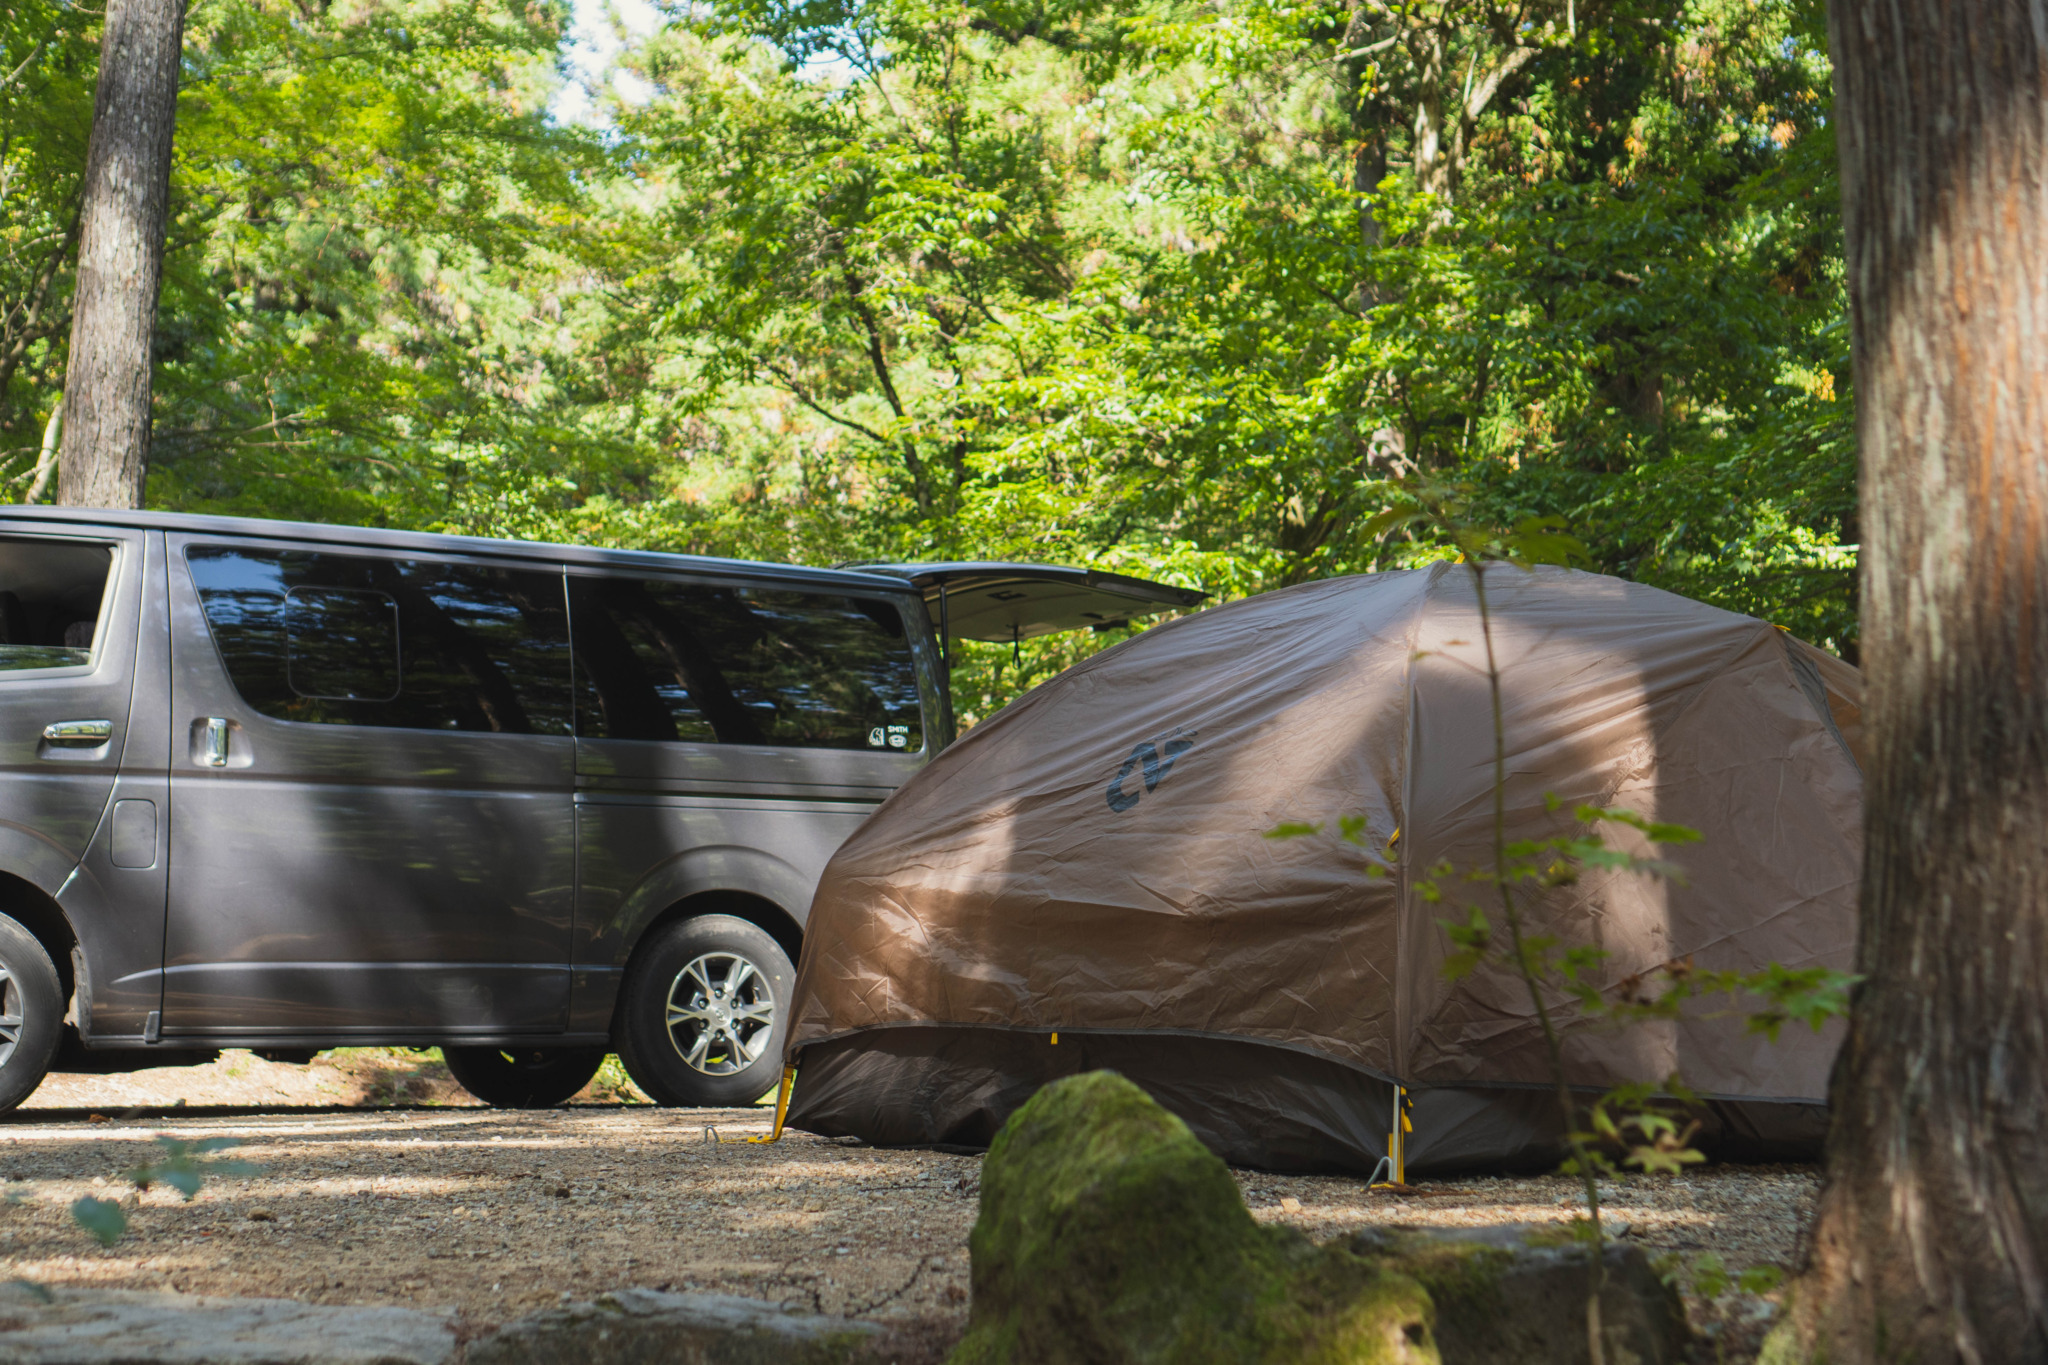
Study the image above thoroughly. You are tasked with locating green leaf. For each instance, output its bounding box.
[1738,1265,1786,1294]
[1690,1254,1730,1299]
[71,1197,127,1247]
[160,1168,205,1200]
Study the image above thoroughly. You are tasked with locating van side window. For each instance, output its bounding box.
[188,546,573,734]
[285,588,400,701]
[569,577,923,751]
[0,537,113,672]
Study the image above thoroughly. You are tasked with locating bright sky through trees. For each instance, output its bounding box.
[552,0,662,126]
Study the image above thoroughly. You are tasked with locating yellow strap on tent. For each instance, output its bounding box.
[1051,1032,1059,1045]
[731,1064,796,1144]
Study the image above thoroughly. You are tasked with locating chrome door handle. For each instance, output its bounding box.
[199,717,230,768]
[42,719,112,747]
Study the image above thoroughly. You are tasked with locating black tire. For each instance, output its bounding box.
[442,1046,607,1109]
[0,913,63,1112]
[616,914,793,1108]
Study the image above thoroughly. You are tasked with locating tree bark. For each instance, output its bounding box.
[56,0,185,509]
[1779,2,2048,1360]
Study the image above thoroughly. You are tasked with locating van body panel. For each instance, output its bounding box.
[569,794,880,1032]
[0,523,145,897]
[159,533,576,1037]
[573,745,913,803]
[57,859,158,1042]
[67,769,171,1040]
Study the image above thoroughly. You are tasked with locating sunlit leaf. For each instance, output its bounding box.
[71,1197,126,1247]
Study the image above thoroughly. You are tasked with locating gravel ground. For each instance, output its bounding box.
[1,1052,1815,1361]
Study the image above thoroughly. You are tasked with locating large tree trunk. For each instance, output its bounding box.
[56,0,185,509]
[1777,3,2048,1361]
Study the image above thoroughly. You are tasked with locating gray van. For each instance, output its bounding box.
[0,509,1197,1111]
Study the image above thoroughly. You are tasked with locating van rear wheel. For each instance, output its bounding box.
[0,913,63,1112]
[616,915,793,1108]
[442,1046,606,1108]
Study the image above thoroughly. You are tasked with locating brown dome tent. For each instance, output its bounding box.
[783,563,1862,1175]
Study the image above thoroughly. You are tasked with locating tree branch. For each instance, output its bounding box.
[759,361,897,448]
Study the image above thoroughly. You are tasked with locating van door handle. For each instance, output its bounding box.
[199,717,230,767]
[42,719,113,747]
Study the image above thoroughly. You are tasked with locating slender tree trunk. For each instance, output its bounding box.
[25,401,61,505]
[56,0,185,509]
[1776,3,2048,1360]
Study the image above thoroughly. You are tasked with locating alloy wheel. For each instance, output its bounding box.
[0,962,20,1070]
[663,952,776,1076]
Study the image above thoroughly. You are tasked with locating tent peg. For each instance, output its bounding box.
[707,1065,799,1145]
[1369,1084,1410,1189]
[743,1064,798,1144]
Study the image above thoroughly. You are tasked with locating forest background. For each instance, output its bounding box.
[0,0,1851,722]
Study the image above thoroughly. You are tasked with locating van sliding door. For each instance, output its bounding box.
[161,537,576,1038]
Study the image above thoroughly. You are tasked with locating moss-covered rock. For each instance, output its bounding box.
[1359,1227,1690,1365]
[947,1071,1437,1365]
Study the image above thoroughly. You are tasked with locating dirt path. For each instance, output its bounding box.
[2,1052,1813,1360]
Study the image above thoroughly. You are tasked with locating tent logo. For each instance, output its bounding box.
[1106,733,1196,813]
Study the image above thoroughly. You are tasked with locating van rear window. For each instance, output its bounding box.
[187,546,574,735]
[0,537,113,671]
[569,576,924,751]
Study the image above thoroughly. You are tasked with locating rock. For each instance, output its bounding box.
[1358,1225,1690,1365]
[0,1284,903,1365]
[947,1070,1439,1364]
[944,1070,1691,1365]
[467,1288,887,1365]
[0,1283,457,1364]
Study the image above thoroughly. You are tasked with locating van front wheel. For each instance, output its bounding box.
[0,912,63,1112]
[442,1047,606,1109]
[616,915,793,1108]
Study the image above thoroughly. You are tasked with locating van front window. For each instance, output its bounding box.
[0,538,113,671]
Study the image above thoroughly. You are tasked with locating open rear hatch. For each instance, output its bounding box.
[853,562,1207,647]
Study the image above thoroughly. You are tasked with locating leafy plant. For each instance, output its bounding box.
[67,1136,259,1247]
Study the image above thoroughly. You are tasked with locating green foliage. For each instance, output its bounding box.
[68,1196,126,1247]
[65,1136,259,1246]
[4,0,1860,722]
[1684,1252,1786,1300]
[125,1136,260,1200]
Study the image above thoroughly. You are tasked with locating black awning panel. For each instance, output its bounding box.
[852,562,1207,643]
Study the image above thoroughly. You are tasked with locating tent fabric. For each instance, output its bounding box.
[785,563,1861,1174]
[787,1028,1829,1175]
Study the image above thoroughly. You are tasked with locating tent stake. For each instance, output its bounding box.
[1370,1084,1409,1189]
[745,1064,797,1144]
[708,1065,797,1145]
